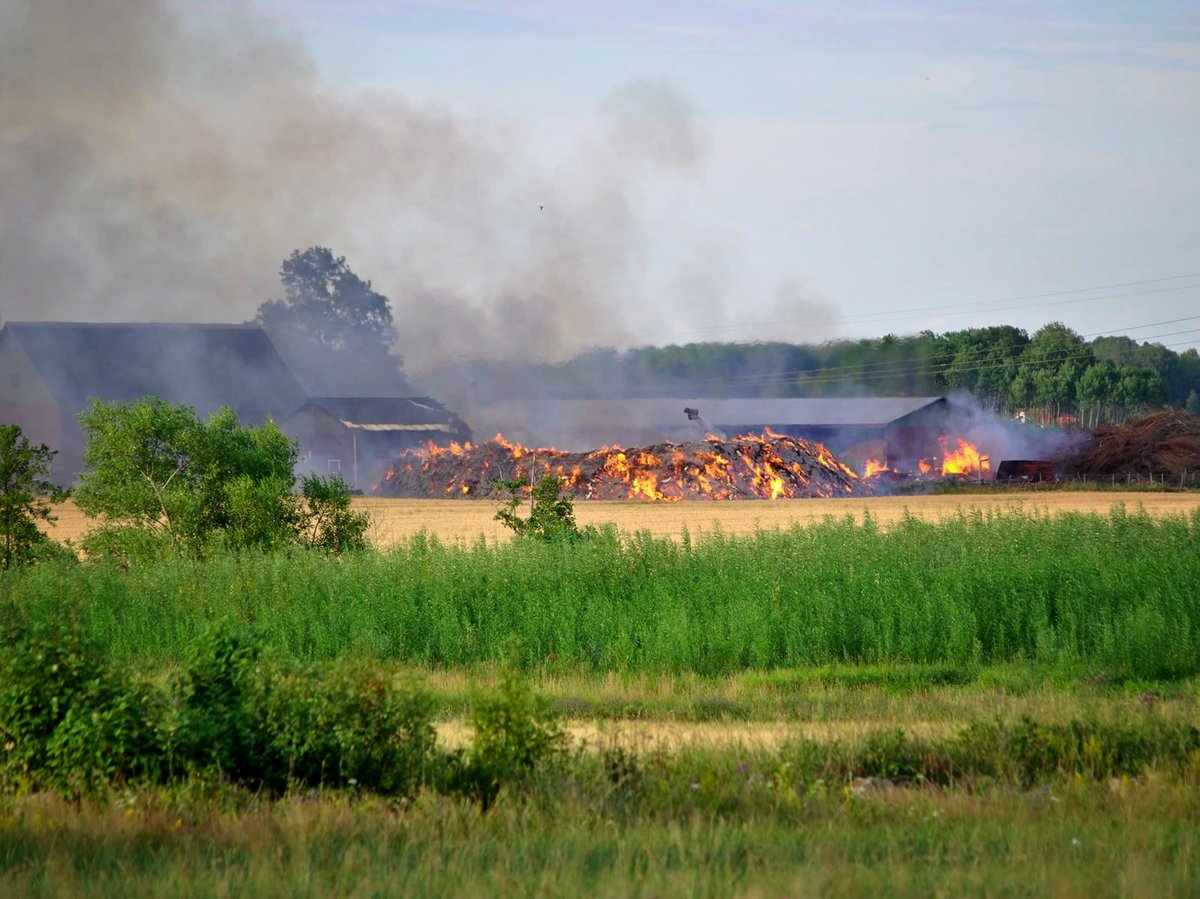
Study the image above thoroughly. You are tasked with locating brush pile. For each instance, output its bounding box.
[1062,410,1200,480]
[381,432,868,500]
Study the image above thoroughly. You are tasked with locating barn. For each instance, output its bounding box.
[0,322,307,484]
[283,396,471,489]
[474,396,950,469]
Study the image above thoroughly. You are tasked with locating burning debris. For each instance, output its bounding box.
[859,435,991,483]
[381,431,867,500]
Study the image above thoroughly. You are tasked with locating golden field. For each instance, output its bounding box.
[43,491,1200,549]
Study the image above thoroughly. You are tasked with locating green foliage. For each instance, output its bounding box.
[172,626,273,784]
[775,717,1200,789]
[75,398,367,559]
[494,475,592,541]
[449,669,566,808]
[467,321,1194,422]
[255,246,408,395]
[0,424,67,570]
[295,473,370,553]
[264,663,437,796]
[0,599,165,793]
[5,507,1200,679]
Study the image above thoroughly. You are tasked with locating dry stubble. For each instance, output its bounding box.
[42,492,1200,549]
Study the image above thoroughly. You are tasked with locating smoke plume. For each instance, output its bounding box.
[0,1,709,372]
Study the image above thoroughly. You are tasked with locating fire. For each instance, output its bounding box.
[862,458,892,478]
[939,436,990,479]
[382,431,868,501]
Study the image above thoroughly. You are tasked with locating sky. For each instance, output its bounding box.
[3,0,1199,365]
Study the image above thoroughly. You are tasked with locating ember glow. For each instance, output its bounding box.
[382,431,868,500]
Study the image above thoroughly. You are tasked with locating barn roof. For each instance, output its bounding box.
[479,397,946,433]
[0,322,307,421]
[297,396,470,434]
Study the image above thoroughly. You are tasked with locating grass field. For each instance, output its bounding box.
[10,497,1200,897]
[41,490,1200,547]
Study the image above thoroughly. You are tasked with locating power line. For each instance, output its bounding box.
[678,315,1200,387]
[654,281,1200,340]
[674,327,1200,391]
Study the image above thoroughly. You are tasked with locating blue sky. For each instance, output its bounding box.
[222,1,1200,353]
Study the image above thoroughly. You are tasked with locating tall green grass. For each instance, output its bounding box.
[5,506,1199,678]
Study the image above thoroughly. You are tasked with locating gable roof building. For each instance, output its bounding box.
[0,322,308,483]
[476,396,947,448]
[283,396,471,488]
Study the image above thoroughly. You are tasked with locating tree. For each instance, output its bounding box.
[75,398,369,559]
[255,247,408,396]
[0,425,68,569]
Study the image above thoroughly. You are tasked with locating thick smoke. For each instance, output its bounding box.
[0,1,709,373]
[942,391,1079,466]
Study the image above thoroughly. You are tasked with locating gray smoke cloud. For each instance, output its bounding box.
[0,1,709,371]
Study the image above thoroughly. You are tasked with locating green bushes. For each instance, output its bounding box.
[7,506,1198,679]
[0,601,166,791]
[3,599,1199,802]
[775,716,1200,789]
[0,600,562,800]
[75,398,369,560]
[0,424,67,571]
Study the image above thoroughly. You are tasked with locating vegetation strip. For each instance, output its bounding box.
[7,506,1199,678]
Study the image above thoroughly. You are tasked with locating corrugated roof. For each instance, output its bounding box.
[1,322,307,420]
[299,397,469,433]
[480,397,946,431]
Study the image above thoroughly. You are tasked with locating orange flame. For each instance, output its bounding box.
[384,431,864,501]
[939,436,990,478]
[862,458,891,478]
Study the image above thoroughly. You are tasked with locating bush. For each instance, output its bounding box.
[75,398,368,559]
[264,662,437,795]
[494,475,593,541]
[451,669,566,807]
[171,625,275,786]
[0,599,165,792]
[0,424,67,570]
[296,474,370,553]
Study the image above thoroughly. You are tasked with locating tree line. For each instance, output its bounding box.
[249,247,1199,427]
[480,322,1199,427]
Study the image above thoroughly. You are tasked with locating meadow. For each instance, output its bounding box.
[5,500,1200,896]
[14,504,1200,678]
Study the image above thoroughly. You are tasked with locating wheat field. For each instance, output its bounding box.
[42,491,1200,549]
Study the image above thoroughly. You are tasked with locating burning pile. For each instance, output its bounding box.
[860,435,991,482]
[1063,410,1200,480]
[381,431,867,500]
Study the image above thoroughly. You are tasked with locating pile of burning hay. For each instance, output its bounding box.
[1063,409,1200,481]
[381,432,868,500]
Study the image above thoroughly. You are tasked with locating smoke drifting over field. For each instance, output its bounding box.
[0,0,714,370]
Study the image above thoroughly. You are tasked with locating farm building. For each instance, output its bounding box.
[283,396,471,489]
[0,322,307,484]
[474,396,951,468]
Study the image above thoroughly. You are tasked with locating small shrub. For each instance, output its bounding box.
[80,524,176,568]
[0,599,166,792]
[296,474,370,553]
[494,475,593,541]
[264,662,437,795]
[452,670,566,807]
[171,625,274,785]
[0,423,67,570]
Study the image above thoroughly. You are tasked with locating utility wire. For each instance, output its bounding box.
[674,329,1200,391]
[677,315,1200,387]
[656,281,1200,340]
